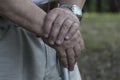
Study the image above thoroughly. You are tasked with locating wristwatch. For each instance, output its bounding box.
[59,3,82,21]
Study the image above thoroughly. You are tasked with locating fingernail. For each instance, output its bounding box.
[56,40,61,45]
[65,36,69,40]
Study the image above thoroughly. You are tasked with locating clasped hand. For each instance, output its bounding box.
[42,8,84,71]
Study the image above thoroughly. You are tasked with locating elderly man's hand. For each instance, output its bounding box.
[55,30,84,71]
[42,8,80,45]
[43,30,84,71]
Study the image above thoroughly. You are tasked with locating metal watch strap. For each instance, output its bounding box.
[58,3,82,21]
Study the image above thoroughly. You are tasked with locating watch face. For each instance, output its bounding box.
[72,5,82,16]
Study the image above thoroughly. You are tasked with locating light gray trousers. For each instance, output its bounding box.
[0,19,81,80]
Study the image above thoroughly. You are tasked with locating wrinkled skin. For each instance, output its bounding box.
[43,8,84,71]
[43,8,80,45]
[43,8,84,70]
[42,8,84,71]
[43,30,84,71]
[0,0,85,71]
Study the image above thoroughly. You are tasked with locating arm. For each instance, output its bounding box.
[42,0,86,70]
[60,0,86,9]
[42,0,86,45]
[0,0,46,36]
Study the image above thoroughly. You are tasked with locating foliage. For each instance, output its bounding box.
[84,0,120,12]
[78,13,120,80]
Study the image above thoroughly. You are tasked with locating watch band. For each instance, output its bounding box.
[58,3,82,21]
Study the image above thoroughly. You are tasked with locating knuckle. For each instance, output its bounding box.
[63,24,69,30]
[46,14,54,22]
[67,20,73,24]
[63,22,69,27]
[54,22,61,27]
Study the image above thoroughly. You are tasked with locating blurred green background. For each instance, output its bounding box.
[78,0,120,80]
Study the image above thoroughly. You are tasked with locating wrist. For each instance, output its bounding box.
[58,3,82,21]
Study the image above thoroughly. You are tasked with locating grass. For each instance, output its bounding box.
[78,13,120,80]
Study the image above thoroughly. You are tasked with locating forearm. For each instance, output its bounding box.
[0,0,46,36]
[59,0,86,9]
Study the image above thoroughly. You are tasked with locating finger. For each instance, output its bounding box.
[74,31,85,52]
[56,47,68,68]
[48,15,66,45]
[62,30,79,49]
[43,12,58,38]
[73,43,81,61]
[73,32,85,61]
[65,22,79,40]
[66,48,75,71]
[56,19,74,45]
[78,31,85,51]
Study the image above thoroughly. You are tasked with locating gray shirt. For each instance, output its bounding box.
[0,1,81,79]
[32,0,56,5]
[0,20,61,80]
[0,19,81,80]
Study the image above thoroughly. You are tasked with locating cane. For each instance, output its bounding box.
[58,60,70,80]
[62,67,70,80]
